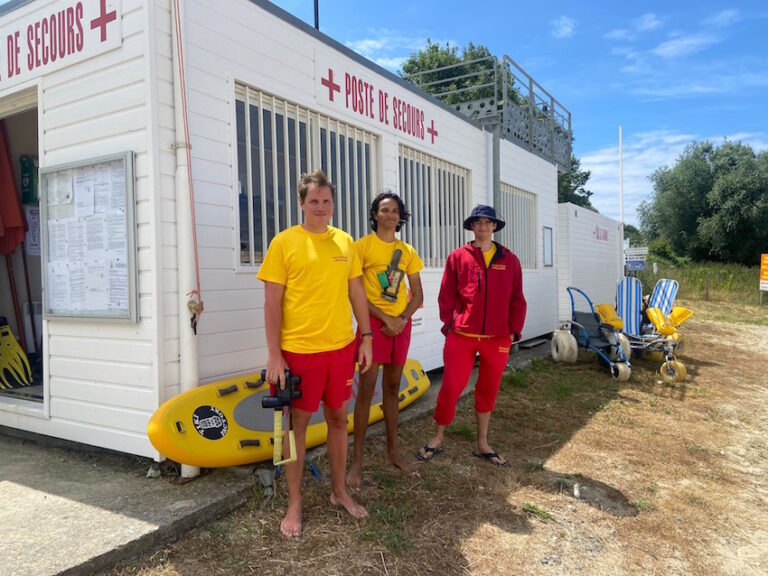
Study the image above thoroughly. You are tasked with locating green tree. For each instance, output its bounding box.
[698,142,768,264]
[623,224,643,247]
[639,140,768,265]
[640,142,715,260]
[557,154,594,209]
[400,40,495,105]
[402,41,589,210]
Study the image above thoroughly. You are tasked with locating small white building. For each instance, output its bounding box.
[0,0,565,459]
[556,203,624,321]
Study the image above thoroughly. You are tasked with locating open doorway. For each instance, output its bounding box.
[0,106,42,402]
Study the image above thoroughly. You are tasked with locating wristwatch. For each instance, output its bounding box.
[360,331,374,339]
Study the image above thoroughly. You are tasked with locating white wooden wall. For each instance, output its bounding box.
[179,0,488,375]
[0,0,565,459]
[0,0,162,458]
[499,138,559,339]
[178,0,562,376]
[557,203,623,321]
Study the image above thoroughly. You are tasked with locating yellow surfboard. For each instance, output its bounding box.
[147,358,430,467]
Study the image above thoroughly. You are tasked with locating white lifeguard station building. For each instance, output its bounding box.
[0,0,571,459]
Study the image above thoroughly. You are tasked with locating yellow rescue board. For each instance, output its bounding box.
[147,358,430,467]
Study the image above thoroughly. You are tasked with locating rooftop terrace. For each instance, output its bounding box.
[404,55,572,171]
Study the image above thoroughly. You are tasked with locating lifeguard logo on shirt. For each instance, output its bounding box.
[498,346,510,354]
[333,256,348,262]
[491,264,507,271]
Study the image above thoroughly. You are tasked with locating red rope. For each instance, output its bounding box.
[173,0,203,316]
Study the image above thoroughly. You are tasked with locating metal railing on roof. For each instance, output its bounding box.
[404,55,571,171]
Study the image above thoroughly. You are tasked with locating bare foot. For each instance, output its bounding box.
[346,461,363,491]
[330,490,368,519]
[386,453,420,477]
[280,501,302,538]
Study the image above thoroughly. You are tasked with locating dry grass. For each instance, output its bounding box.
[105,300,768,576]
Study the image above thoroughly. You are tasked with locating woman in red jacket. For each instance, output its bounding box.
[418,205,527,467]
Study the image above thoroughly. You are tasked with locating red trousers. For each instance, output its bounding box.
[433,332,512,425]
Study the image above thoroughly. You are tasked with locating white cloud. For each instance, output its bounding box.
[651,33,719,58]
[604,13,662,40]
[372,56,409,73]
[702,9,741,28]
[344,30,455,73]
[629,83,723,99]
[633,13,662,32]
[605,28,632,41]
[550,16,576,39]
[621,64,768,99]
[581,130,768,227]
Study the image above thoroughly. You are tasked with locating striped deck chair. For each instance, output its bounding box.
[616,276,643,336]
[648,279,679,315]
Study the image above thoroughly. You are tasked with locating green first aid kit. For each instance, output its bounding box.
[20,155,38,204]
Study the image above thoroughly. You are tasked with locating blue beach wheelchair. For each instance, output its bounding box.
[551,287,632,382]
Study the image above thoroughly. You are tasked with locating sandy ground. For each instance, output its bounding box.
[107,309,768,576]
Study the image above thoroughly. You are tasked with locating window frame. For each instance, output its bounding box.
[233,84,380,269]
[498,182,537,270]
[398,145,470,268]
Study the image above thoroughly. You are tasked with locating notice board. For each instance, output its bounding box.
[40,152,137,321]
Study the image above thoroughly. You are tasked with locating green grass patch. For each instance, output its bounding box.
[529,357,557,374]
[543,380,579,403]
[634,499,654,511]
[637,262,760,304]
[522,502,554,521]
[446,422,475,440]
[524,459,545,472]
[358,504,412,551]
[501,369,528,390]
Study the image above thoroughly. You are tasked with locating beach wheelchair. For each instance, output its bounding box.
[646,278,694,355]
[551,287,632,382]
[608,277,690,383]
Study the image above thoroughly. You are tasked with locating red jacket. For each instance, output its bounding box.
[439,242,527,340]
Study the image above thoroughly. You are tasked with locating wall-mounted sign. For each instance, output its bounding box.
[592,225,608,241]
[315,53,439,145]
[0,0,122,91]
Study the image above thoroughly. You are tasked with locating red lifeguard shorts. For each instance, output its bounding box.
[279,340,355,412]
[356,314,412,365]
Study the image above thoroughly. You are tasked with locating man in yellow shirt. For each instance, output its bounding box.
[346,192,424,490]
[258,170,373,538]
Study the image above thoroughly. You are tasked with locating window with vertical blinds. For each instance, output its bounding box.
[498,182,536,269]
[235,84,379,265]
[398,145,470,267]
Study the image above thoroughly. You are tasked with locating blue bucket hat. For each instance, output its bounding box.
[463,204,505,232]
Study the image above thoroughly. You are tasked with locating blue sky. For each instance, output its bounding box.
[272,0,768,227]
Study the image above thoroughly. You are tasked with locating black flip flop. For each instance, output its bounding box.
[416,445,444,462]
[472,450,509,468]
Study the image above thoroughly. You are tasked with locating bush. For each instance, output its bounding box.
[648,237,687,266]
[637,262,761,304]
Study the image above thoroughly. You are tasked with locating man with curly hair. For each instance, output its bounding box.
[346,192,424,490]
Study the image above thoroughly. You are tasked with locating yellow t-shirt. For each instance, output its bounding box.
[356,234,424,316]
[257,225,361,353]
[483,244,497,268]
